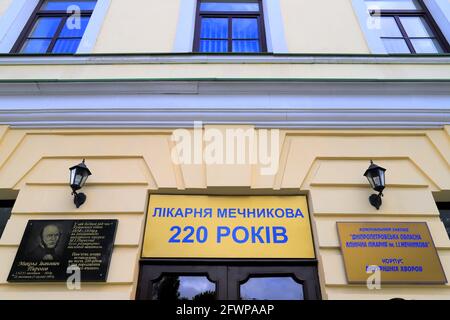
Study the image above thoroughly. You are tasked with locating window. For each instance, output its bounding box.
[194,0,267,53]
[0,200,15,239]
[366,0,449,53]
[11,0,97,54]
[437,203,450,239]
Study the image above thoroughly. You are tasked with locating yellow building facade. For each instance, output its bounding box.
[0,0,449,300]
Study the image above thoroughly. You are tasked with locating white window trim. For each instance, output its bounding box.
[0,0,110,54]
[173,0,288,53]
[423,0,450,45]
[0,0,39,53]
[352,0,450,54]
[352,0,387,54]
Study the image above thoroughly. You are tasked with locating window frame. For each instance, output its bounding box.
[0,200,15,239]
[368,0,450,53]
[10,0,95,54]
[193,0,268,53]
[437,202,450,239]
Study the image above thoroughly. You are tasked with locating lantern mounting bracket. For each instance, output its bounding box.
[72,191,87,209]
[369,192,383,210]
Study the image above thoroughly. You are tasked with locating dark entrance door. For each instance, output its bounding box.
[136,262,321,300]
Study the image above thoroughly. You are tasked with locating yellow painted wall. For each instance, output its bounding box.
[1,62,450,80]
[93,0,180,53]
[92,0,369,53]
[280,0,369,53]
[0,125,449,299]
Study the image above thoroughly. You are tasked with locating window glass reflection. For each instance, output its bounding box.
[377,17,402,38]
[399,16,433,38]
[152,275,216,301]
[240,277,304,300]
[200,2,259,12]
[42,0,97,11]
[30,17,62,38]
[411,39,443,54]
[365,0,421,10]
[382,38,410,53]
[201,18,228,39]
[438,204,450,239]
[0,202,14,239]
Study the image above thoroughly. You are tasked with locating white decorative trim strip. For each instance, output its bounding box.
[0,0,39,53]
[0,81,448,129]
[262,0,288,53]
[424,0,450,44]
[173,0,197,53]
[351,0,387,54]
[77,0,111,54]
[0,54,450,65]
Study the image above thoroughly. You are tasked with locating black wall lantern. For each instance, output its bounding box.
[363,160,386,210]
[69,159,92,208]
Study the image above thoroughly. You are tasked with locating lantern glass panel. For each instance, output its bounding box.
[366,172,376,189]
[70,169,76,185]
[74,173,83,186]
[80,174,89,188]
[379,170,385,187]
[372,175,381,188]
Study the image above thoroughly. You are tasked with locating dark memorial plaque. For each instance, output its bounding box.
[8,220,118,282]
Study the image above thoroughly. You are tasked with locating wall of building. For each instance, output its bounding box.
[91,0,370,54]
[0,125,448,299]
[93,0,180,53]
[1,58,450,81]
[0,0,376,54]
[280,0,369,53]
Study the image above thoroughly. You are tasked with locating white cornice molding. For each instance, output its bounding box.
[0,54,450,65]
[0,80,449,129]
[1,80,450,95]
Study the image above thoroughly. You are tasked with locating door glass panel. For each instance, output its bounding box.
[240,277,304,300]
[411,38,443,53]
[382,38,410,53]
[400,17,433,37]
[152,275,217,301]
[365,0,421,10]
